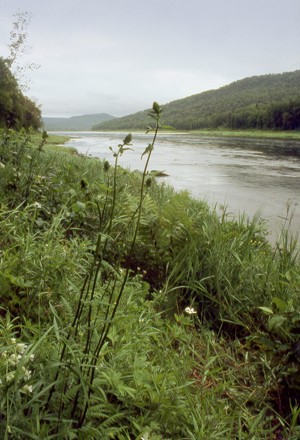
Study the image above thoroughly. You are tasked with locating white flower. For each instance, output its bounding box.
[21,384,33,394]
[32,202,42,209]
[29,354,35,362]
[10,338,16,344]
[184,306,197,315]
[6,372,15,382]
[24,369,32,381]
[16,343,27,354]
[9,353,22,366]
[21,366,32,380]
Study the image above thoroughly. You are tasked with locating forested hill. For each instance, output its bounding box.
[92,70,300,131]
[43,113,116,131]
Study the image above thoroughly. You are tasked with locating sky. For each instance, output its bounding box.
[1,0,300,118]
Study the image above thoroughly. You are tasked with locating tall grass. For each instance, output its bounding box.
[1,109,300,438]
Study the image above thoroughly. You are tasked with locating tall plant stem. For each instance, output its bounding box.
[77,103,162,428]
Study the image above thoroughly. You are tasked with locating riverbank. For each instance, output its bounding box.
[1,128,300,438]
[62,130,300,244]
[89,127,300,141]
[189,128,300,140]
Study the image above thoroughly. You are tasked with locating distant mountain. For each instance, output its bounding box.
[43,113,116,131]
[92,70,300,131]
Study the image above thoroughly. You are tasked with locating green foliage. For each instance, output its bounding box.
[1,115,300,438]
[0,57,41,129]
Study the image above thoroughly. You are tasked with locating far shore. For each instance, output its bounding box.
[47,128,300,142]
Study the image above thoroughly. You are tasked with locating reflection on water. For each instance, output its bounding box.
[61,131,300,242]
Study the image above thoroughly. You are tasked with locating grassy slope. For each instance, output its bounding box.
[1,130,300,438]
[188,128,300,140]
[100,127,300,140]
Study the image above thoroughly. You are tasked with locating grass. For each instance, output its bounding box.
[188,128,300,140]
[102,128,300,141]
[0,120,300,438]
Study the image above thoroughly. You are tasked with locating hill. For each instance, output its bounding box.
[43,113,116,131]
[92,70,300,131]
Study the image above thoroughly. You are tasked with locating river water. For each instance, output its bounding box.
[61,131,300,242]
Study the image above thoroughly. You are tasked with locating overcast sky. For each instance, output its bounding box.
[1,0,299,117]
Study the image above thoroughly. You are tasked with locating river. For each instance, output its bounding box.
[59,131,300,242]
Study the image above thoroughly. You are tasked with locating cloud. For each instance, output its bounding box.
[1,0,299,117]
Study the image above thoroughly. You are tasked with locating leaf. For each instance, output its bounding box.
[268,315,287,331]
[0,274,11,293]
[272,297,288,312]
[141,144,153,159]
[254,335,276,350]
[285,270,292,282]
[1,272,33,288]
[258,306,273,315]
[72,201,86,212]
[119,146,133,156]
[35,218,45,228]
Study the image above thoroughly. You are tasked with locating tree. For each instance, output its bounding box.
[0,11,42,129]
[5,10,40,93]
[0,57,41,129]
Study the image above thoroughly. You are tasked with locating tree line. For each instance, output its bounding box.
[170,100,300,131]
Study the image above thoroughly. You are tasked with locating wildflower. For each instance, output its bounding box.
[21,384,33,394]
[6,372,15,382]
[9,353,22,366]
[10,338,16,344]
[185,306,197,315]
[29,354,35,362]
[16,343,27,354]
[32,202,42,209]
[23,368,32,381]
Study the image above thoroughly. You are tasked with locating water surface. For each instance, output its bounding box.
[61,131,300,241]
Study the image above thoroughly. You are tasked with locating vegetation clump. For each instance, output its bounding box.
[0,57,41,130]
[1,104,300,438]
